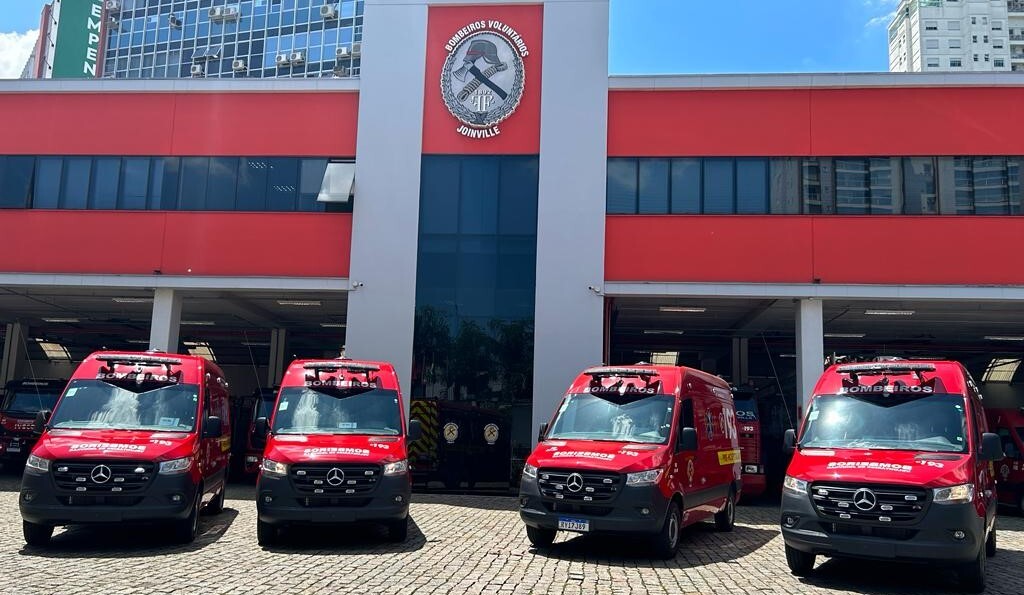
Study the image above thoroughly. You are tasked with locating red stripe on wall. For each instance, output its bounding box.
[0,211,351,278]
[608,86,1024,157]
[0,92,359,157]
[605,215,1024,286]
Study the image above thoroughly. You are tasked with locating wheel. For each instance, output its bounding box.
[256,519,278,547]
[715,489,736,532]
[784,543,815,576]
[958,545,986,593]
[387,517,409,542]
[651,501,681,559]
[172,490,202,544]
[986,527,997,558]
[525,525,556,548]
[205,486,226,515]
[22,520,53,547]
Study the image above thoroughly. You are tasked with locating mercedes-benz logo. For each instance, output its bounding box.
[326,467,345,487]
[90,465,112,484]
[566,473,584,493]
[853,488,877,511]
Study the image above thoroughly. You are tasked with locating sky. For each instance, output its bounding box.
[0,0,900,78]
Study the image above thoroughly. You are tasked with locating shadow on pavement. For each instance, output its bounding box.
[18,508,239,559]
[411,493,518,512]
[260,516,427,554]
[0,473,22,493]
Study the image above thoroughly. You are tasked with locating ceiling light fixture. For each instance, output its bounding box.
[864,309,915,316]
[643,330,685,335]
[984,336,1024,341]
[658,306,707,313]
[277,300,322,307]
[112,297,153,304]
[42,318,80,323]
[180,321,215,326]
[824,333,866,338]
[320,323,347,328]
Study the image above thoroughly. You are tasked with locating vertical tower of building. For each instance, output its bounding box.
[888,0,1012,72]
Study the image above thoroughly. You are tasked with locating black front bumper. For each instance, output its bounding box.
[19,469,199,526]
[256,472,410,525]
[518,474,669,535]
[780,490,985,563]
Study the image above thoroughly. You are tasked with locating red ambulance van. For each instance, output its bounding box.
[252,358,421,545]
[780,360,1003,593]
[519,364,742,558]
[19,351,232,546]
[1,378,65,467]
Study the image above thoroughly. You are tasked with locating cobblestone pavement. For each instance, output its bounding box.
[2,472,1024,595]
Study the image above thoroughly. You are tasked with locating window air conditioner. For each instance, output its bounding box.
[351,42,362,56]
[321,5,338,19]
[336,46,350,59]
[289,51,306,64]
[275,54,290,67]
[190,64,205,77]
[208,7,223,19]
[105,0,121,11]
[232,59,247,72]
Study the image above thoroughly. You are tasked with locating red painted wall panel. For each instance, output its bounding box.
[608,86,1024,157]
[0,211,351,278]
[0,92,358,157]
[606,216,1024,286]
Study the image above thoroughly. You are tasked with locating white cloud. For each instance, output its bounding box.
[866,12,897,28]
[0,30,39,79]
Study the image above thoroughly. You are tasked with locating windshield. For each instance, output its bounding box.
[800,393,968,453]
[546,393,675,444]
[48,379,200,432]
[3,390,61,414]
[271,386,402,435]
[734,398,758,422]
[256,397,276,420]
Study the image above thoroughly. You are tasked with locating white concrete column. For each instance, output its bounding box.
[148,288,182,353]
[795,298,824,418]
[1,322,27,386]
[267,328,288,387]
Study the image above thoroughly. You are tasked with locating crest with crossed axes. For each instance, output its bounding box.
[441,30,525,129]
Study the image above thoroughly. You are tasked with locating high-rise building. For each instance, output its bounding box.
[1009,0,1024,69]
[888,0,1012,72]
[22,0,364,79]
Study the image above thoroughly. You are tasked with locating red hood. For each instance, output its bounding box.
[263,434,407,465]
[1,415,36,434]
[787,447,972,488]
[32,429,197,461]
[527,439,669,473]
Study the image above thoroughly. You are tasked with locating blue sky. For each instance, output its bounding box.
[0,0,899,77]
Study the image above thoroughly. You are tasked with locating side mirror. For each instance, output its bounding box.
[202,416,223,439]
[252,417,269,449]
[981,432,1004,462]
[408,419,422,442]
[784,429,797,453]
[678,427,698,452]
[34,409,51,435]
[537,422,548,443]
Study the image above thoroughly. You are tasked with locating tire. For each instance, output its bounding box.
[784,543,815,576]
[525,525,556,548]
[172,490,202,544]
[651,501,681,559]
[958,545,986,593]
[387,517,409,542]
[257,519,278,547]
[205,486,226,515]
[715,489,736,532]
[23,520,53,547]
[986,527,997,558]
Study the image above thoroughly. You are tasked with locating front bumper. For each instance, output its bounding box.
[780,490,984,563]
[256,472,410,525]
[518,474,669,535]
[19,469,199,526]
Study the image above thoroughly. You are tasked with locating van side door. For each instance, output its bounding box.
[674,396,699,515]
[969,389,997,528]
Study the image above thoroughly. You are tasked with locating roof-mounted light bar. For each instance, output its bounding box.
[836,363,936,374]
[583,366,657,377]
[303,361,380,372]
[96,354,183,366]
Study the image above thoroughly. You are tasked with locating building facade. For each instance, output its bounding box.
[889,0,1012,72]
[4,0,1024,491]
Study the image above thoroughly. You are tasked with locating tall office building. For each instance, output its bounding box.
[22,0,364,79]
[888,0,1013,72]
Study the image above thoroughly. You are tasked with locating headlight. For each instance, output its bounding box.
[933,483,975,504]
[783,475,808,495]
[383,459,408,476]
[626,468,664,486]
[158,456,193,475]
[522,463,538,478]
[261,458,288,477]
[25,454,50,473]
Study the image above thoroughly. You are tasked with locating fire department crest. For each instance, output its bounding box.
[441,21,528,139]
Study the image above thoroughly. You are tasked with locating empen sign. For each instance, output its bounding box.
[52,0,105,78]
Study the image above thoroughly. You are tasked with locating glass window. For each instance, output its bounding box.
[902,157,937,214]
[91,158,121,209]
[61,158,92,209]
[267,158,298,211]
[297,158,328,211]
[237,158,269,210]
[736,159,768,214]
[834,158,870,214]
[702,159,734,214]
[150,157,180,210]
[178,157,210,210]
[498,157,539,235]
[206,157,238,210]
[0,156,35,208]
[638,159,669,214]
[420,156,460,234]
[120,158,149,209]
[670,159,701,214]
[460,158,499,234]
[607,159,637,214]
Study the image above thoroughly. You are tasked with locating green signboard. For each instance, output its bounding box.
[51,0,105,78]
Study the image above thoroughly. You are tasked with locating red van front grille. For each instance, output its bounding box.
[52,460,155,496]
[289,464,381,496]
[537,469,621,503]
[810,482,928,525]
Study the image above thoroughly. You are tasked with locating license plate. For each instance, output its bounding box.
[557,517,590,533]
[7,444,20,453]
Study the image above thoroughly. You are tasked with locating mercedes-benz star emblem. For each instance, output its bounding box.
[326,467,345,487]
[566,473,584,493]
[853,488,877,511]
[90,465,112,484]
